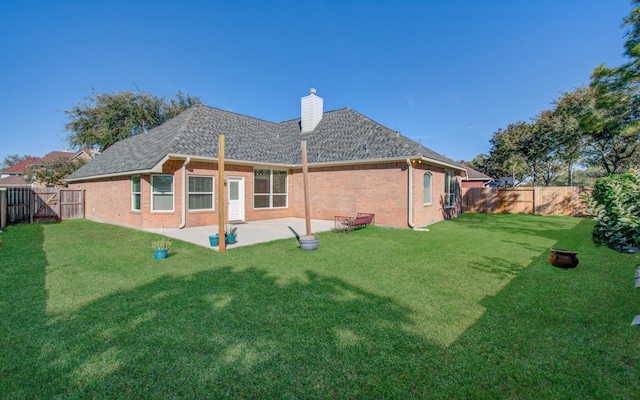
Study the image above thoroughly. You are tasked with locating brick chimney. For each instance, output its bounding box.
[301,88,323,133]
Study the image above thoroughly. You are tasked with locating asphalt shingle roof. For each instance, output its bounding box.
[40,151,75,163]
[1,157,40,175]
[69,104,461,180]
[463,166,492,181]
[0,175,29,187]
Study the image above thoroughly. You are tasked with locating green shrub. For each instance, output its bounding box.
[582,169,640,250]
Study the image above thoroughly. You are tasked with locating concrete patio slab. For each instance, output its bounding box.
[145,218,335,250]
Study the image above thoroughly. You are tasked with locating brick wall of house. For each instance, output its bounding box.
[287,161,461,227]
[411,162,462,226]
[288,162,409,226]
[70,160,296,229]
[70,176,143,227]
[180,161,293,226]
[70,159,462,229]
[461,180,487,188]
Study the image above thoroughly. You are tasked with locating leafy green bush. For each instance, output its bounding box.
[582,169,640,250]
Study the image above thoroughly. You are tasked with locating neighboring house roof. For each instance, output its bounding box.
[68,104,464,181]
[462,166,492,181]
[1,151,84,175]
[70,148,94,161]
[39,151,76,164]
[0,175,30,187]
[0,157,40,175]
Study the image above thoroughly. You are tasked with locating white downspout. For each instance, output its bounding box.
[179,157,191,229]
[407,159,429,232]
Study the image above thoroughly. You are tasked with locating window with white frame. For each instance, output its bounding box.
[444,171,456,208]
[131,175,141,211]
[188,176,214,210]
[423,172,432,205]
[254,169,287,208]
[151,175,174,211]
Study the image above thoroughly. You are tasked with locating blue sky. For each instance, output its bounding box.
[0,0,631,163]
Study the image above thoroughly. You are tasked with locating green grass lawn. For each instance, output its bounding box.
[1,214,638,398]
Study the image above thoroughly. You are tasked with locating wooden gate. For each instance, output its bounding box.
[6,187,31,223]
[3,188,84,224]
[32,189,60,223]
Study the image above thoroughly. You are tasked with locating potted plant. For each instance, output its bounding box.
[225,225,238,244]
[209,225,238,246]
[151,237,172,260]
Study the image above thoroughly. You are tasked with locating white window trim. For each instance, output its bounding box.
[151,174,174,212]
[254,169,288,209]
[444,171,456,209]
[188,175,215,211]
[131,175,141,211]
[423,171,432,205]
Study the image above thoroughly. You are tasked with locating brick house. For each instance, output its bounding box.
[461,166,492,188]
[67,90,466,229]
[0,157,40,187]
[0,150,92,188]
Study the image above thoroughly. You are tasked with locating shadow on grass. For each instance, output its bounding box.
[456,213,585,243]
[468,255,525,278]
[4,217,636,398]
[442,216,640,398]
[0,224,49,397]
[26,266,444,397]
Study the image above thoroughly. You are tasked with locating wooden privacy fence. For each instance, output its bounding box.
[462,186,592,217]
[0,189,6,229]
[1,188,84,227]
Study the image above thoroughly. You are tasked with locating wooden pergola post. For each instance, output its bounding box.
[301,141,312,237]
[217,135,226,253]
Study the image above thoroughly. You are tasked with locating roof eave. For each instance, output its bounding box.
[66,167,160,182]
[67,153,466,181]
[302,156,467,173]
[161,154,468,172]
[416,157,467,176]
[164,153,297,169]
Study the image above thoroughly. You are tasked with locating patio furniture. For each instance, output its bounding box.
[334,213,375,233]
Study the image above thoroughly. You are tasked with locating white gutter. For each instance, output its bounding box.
[178,157,191,229]
[66,167,162,183]
[164,154,297,170]
[67,153,466,183]
[303,156,466,172]
[66,157,167,183]
[165,153,467,173]
[406,159,429,232]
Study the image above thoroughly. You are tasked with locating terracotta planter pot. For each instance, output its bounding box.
[548,248,579,269]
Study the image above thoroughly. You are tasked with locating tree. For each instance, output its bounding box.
[486,114,572,187]
[581,2,640,173]
[1,154,37,169]
[487,122,530,185]
[528,111,564,186]
[590,0,640,88]
[466,153,501,179]
[577,84,640,174]
[477,2,640,184]
[566,166,606,187]
[549,90,584,185]
[25,156,86,187]
[65,90,200,152]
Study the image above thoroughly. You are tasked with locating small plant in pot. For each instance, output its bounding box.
[225,225,238,244]
[151,237,172,260]
[209,226,238,246]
